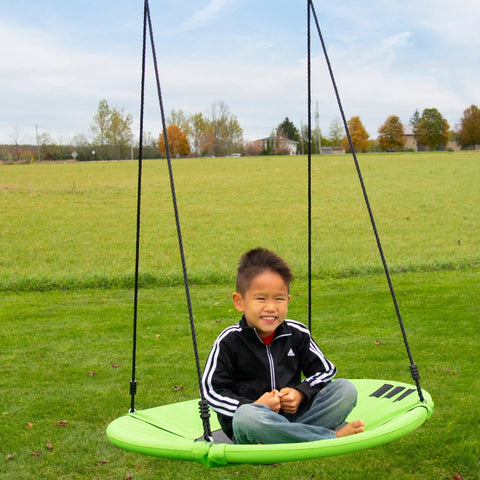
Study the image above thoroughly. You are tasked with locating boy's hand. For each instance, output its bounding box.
[254,389,281,413]
[278,387,305,414]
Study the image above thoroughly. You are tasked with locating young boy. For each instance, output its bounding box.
[201,248,364,444]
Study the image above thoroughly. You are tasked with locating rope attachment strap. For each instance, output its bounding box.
[128,0,213,441]
[307,0,424,402]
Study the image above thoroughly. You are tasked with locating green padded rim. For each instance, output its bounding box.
[106,379,433,467]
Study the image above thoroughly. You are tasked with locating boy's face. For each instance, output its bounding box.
[233,269,290,338]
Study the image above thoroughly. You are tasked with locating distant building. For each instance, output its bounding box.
[256,135,299,155]
[402,125,417,151]
[401,124,462,151]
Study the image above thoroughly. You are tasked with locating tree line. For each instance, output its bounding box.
[2,101,480,163]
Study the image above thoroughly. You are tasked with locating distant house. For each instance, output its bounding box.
[257,135,299,155]
[402,124,462,151]
[402,125,417,151]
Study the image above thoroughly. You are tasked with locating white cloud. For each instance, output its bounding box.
[164,0,236,35]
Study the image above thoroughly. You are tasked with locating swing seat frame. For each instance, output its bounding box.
[106,379,433,467]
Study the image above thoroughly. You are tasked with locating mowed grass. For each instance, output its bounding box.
[1,272,479,479]
[1,151,479,290]
[0,152,479,479]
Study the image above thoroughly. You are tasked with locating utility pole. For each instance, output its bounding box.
[315,101,322,155]
[35,125,41,162]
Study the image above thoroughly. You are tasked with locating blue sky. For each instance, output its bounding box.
[1,0,479,145]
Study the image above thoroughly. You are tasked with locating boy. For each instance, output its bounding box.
[201,248,364,444]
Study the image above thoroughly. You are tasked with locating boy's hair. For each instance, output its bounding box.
[236,248,293,295]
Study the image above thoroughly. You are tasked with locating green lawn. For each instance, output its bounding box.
[1,152,479,290]
[1,152,479,479]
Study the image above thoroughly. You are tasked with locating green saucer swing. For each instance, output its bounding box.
[107,379,433,467]
[106,0,434,467]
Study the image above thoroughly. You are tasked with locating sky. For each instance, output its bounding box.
[1,0,479,145]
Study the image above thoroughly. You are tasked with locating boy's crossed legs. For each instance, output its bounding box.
[232,378,364,444]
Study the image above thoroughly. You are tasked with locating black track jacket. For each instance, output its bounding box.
[201,316,337,439]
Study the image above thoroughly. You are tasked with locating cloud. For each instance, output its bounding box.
[169,0,236,34]
[0,22,139,142]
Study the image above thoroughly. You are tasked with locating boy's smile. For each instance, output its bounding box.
[232,270,291,338]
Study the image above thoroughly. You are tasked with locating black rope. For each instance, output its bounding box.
[129,0,149,414]
[307,0,423,402]
[307,1,313,332]
[144,1,212,441]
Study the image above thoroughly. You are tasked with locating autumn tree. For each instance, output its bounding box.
[456,104,480,150]
[158,124,191,157]
[342,116,369,153]
[161,101,243,157]
[377,115,405,151]
[413,108,450,150]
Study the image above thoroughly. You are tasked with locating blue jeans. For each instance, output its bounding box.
[232,379,357,444]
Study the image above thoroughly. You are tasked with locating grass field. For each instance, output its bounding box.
[1,152,479,479]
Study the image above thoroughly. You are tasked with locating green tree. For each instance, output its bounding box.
[92,99,111,148]
[456,105,480,150]
[377,115,405,151]
[409,109,420,126]
[210,101,243,157]
[38,131,63,160]
[108,108,133,158]
[328,117,343,146]
[190,112,215,156]
[90,99,134,160]
[413,108,450,150]
[168,109,191,138]
[342,116,369,153]
[300,124,323,154]
[277,117,300,142]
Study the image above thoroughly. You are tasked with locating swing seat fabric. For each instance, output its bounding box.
[106,378,433,467]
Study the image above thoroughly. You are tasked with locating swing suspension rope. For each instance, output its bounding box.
[306,0,423,401]
[129,0,212,441]
[128,0,424,440]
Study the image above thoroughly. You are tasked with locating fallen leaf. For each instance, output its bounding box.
[452,474,464,480]
[89,371,96,376]
[126,474,133,480]
[215,319,223,323]
[214,302,219,306]
[402,291,407,296]
[6,452,16,461]
[46,442,53,450]
[172,385,183,391]
[25,422,34,429]
[96,460,109,465]
[32,451,42,457]
[56,420,68,426]
[112,364,120,368]
[374,341,383,345]
[155,334,161,338]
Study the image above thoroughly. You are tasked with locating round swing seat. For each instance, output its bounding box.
[106,378,433,467]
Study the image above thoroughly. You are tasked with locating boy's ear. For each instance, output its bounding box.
[232,292,244,312]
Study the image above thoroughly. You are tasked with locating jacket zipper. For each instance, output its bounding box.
[254,329,277,390]
[265,345,276,390]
